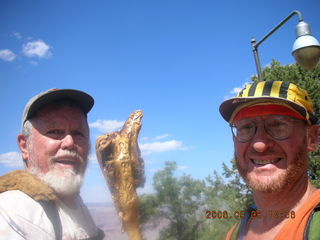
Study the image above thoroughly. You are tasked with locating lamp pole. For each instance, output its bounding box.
[251,10,320,81]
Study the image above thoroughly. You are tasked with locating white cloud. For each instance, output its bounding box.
[0,152,23,168]
[0,49,16,62]
[140,140,183,155]
[179,146,193,151]
[88,153,98,164]
[140,137,149,142]
[29,61,38,66]
[230,87,243,95]
[22,40,52,58]
[89,119,125,133]
[224,81,250,100]
[13,32,22,39]
[177,165,188,170]
[231,81,250,95]
[153,134,171,140]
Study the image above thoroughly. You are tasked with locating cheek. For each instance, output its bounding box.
[289,138,308,159]
[285,134,307,153]
[33,138,60,158]
[72,140,90,163]
[78,139,90,154]
[234,141,247,159]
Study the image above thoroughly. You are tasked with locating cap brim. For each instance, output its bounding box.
[25,89,94,121]
[219,96,308,123]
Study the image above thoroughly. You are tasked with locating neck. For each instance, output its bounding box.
[57,193,79,209]
[253,175,316,215]
[244,177,317,239]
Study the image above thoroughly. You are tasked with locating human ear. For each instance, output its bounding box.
[307,125,319,152]
[17,134,29,166]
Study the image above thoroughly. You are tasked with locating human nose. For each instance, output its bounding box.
[251,125,274,152]
[60,134,75,150]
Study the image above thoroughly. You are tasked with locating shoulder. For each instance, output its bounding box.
[0,189,53,216]
[0,170,56,201]
[0,190,55,239]
[0,189,41,208]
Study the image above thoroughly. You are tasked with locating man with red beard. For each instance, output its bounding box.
[220,81,320,240]
[0,89,104,239]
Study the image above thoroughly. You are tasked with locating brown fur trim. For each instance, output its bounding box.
[0,170,57,201]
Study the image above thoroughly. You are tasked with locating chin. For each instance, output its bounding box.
[246,172,288,193]
[30,167,84,196]
[244,163,306,193]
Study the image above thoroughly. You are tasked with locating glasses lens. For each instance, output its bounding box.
[264,116,292,140]
[232,116,298,142]
[231,120,256,142]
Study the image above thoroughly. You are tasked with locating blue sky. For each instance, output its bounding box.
[1,0,319,203]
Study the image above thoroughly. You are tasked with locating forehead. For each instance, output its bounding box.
[32,104,88,127]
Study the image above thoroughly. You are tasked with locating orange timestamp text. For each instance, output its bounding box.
[205,210,295,219]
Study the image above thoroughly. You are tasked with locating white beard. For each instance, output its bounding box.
[34,167,84,196]
[28,149,86,196]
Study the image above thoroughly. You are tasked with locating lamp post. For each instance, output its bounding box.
[251,10,320,81]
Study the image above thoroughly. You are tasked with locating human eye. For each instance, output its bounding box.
[236,121,255,136]
[237,122,255,132]
[267,119,288,130]
[46,129,64,139]
[266,118,290,138]
[72,129,88,139]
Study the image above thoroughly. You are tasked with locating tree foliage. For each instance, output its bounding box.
[139,161,206,240]
[139,161,253,240]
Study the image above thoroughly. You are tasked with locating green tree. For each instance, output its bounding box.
[197,159,255,240]
[139,161,254,240]
[139,161,206,240]
[252,60,320,187]
[197,169,249,240]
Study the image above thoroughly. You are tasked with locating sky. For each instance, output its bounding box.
[1,0,319,203]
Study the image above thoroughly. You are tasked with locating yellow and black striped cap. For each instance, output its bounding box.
[219,81,317,125]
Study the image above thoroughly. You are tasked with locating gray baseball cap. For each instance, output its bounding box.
[21,88,94,128]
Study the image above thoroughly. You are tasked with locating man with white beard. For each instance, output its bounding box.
[0,89,104,239]
[220,81,320,240]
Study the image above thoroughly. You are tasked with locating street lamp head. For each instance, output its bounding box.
[251,11,319,81]
[292,21,320,70]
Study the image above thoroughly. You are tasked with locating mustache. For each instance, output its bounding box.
[245,149,282,157]
[49,149,85,163]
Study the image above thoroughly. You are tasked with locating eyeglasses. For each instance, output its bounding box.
[230,115,305,143]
